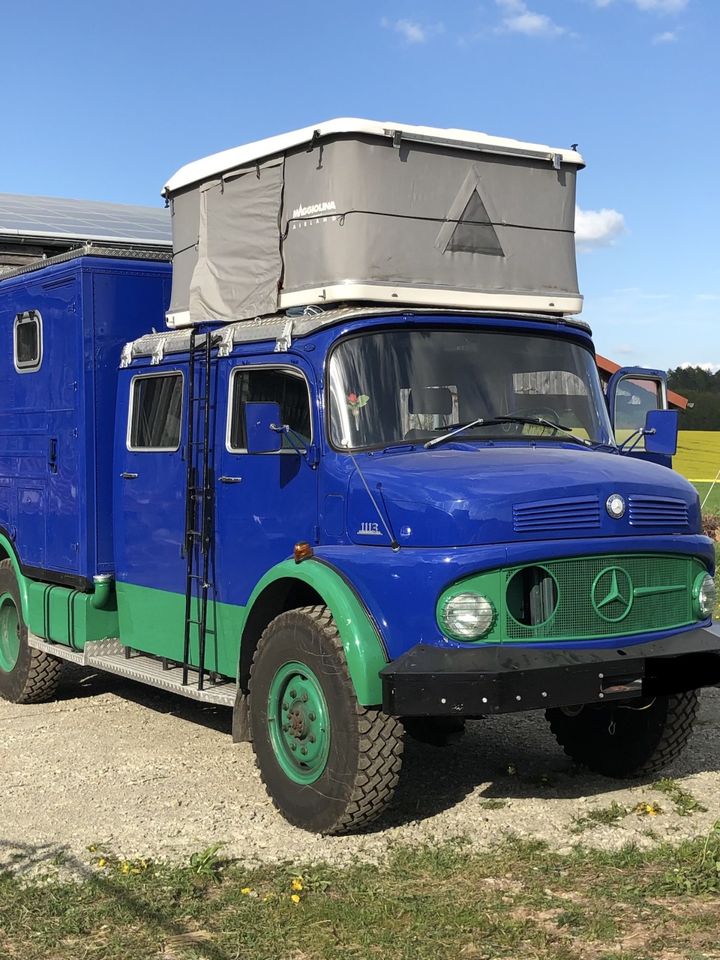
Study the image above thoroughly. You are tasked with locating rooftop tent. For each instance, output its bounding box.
[163,119,585,328]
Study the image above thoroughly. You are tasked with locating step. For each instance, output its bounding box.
[28,635,237,707]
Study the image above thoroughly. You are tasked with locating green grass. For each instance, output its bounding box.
[4,831,720,960]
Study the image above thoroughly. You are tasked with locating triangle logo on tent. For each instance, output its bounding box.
[446,189,504,257]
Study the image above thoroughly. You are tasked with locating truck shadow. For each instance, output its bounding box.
[53,667,720,829]
[55,664,233,734]
[371,692,720,830]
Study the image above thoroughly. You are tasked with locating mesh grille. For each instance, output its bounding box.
[513,496,600,533]
[503,553,700,642]
[628,495,689,529]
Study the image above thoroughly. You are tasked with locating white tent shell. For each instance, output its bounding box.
[163,118,585,328]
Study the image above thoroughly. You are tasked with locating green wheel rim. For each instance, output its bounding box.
[267,661,331,784]
[0,593,21,673]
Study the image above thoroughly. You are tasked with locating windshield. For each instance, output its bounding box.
[328,328,614,451]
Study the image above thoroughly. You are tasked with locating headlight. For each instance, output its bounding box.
[440,593,495,640]
[693,573,717,619]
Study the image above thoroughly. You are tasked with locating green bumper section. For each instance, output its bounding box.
[438,553,708,644]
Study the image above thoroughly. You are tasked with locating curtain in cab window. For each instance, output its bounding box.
[230,369,310,450]
[131,374,183,450]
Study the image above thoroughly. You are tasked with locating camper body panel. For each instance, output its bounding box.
[0,256,171,592]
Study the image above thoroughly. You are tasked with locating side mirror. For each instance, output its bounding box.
[644,409,678,456]
[244,401,283,453]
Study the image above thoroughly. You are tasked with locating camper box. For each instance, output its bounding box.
[0,251,171,587]
[163,118,585,328]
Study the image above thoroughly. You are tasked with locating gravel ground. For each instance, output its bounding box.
[2,666,720,880]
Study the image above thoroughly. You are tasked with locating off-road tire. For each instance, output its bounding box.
[0,559,63,704]
[546,691,699,778]
[249,605,404,834]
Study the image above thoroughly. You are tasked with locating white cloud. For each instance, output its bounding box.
[380,17,443,44]
[595,0,688,13]
[575,206,627,250]
[634,0,688,10]
[652,29,678,42]
[495,0,567,37]
[679,362,720,373]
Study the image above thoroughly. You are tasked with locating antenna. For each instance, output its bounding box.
[346,449,400,550]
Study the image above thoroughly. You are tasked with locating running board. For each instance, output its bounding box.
[27,635,237,707]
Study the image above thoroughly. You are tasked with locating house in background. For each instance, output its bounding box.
[0,193,170,273]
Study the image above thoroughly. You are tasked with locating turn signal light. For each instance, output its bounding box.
[294,541,314,563]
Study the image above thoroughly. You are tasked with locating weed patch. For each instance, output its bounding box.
[3,829,720,959]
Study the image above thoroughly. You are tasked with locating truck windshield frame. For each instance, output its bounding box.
[327,326,615,452]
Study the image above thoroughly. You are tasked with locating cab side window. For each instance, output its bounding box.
[128,372,183,451]
[229,368,311,451]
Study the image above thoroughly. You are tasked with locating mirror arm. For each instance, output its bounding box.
[271,424,317,465]
[619,427,654,454]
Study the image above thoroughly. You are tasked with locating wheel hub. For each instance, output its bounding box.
[268,662,330,784]
[0,593,21,674]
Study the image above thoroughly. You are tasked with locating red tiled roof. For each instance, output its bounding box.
[595,354,689,411]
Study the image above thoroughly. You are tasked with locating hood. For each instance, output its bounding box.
[346,446,701,548]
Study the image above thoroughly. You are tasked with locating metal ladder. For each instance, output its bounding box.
[182,329,215,690]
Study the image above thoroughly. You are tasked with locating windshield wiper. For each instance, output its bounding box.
[425,415,593,449]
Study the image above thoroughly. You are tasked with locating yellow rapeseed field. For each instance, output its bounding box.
[674,431,720,482]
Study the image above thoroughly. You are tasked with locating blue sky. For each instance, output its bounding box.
[1,0,717,370]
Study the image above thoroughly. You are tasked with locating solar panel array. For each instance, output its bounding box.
[0,193,171,246]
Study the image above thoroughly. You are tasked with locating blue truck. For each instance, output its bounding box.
[1,121,719,835]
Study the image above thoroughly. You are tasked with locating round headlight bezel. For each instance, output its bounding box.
[693,572,717,620]
[440,592,496,641]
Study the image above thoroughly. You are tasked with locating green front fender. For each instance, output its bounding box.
[244,558,388,706]
[0,533,29,621]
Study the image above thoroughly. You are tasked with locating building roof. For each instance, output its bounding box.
[164,117,585,195]
[0,193,171,247]
[596,353,689,410]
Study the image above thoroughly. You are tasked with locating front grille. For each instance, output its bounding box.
[513,496,601,533]
[628,495,689,529]
[502,553,701,642]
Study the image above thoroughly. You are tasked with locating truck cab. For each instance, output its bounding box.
[102,305,717,833]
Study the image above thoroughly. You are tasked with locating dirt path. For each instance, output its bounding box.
[2,666,720,879]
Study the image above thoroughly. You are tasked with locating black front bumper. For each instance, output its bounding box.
[380,625,720,717]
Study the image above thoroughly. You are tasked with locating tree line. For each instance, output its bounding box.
[667,366,720,430]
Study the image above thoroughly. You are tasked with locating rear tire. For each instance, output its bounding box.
[249,605,404,834]
[0,559,62,704]
[546,691,699,778]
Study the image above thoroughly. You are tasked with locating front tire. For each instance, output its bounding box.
[546,691,699,778]
[0,559,62,704]
[249,605,404,834]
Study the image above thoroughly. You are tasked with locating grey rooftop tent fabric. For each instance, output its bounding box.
[164,121,584,326]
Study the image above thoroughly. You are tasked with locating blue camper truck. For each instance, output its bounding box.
[1,121,720,835]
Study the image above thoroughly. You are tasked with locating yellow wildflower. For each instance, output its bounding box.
[120,862,131,874]
[241,887,253,895]
[97,857,108,868]
[291,894,301,904]
[291,878,303,891]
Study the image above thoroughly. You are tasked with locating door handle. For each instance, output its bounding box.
[219,476,243,484]
[120,472,139,480]
[48,437,58,474]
